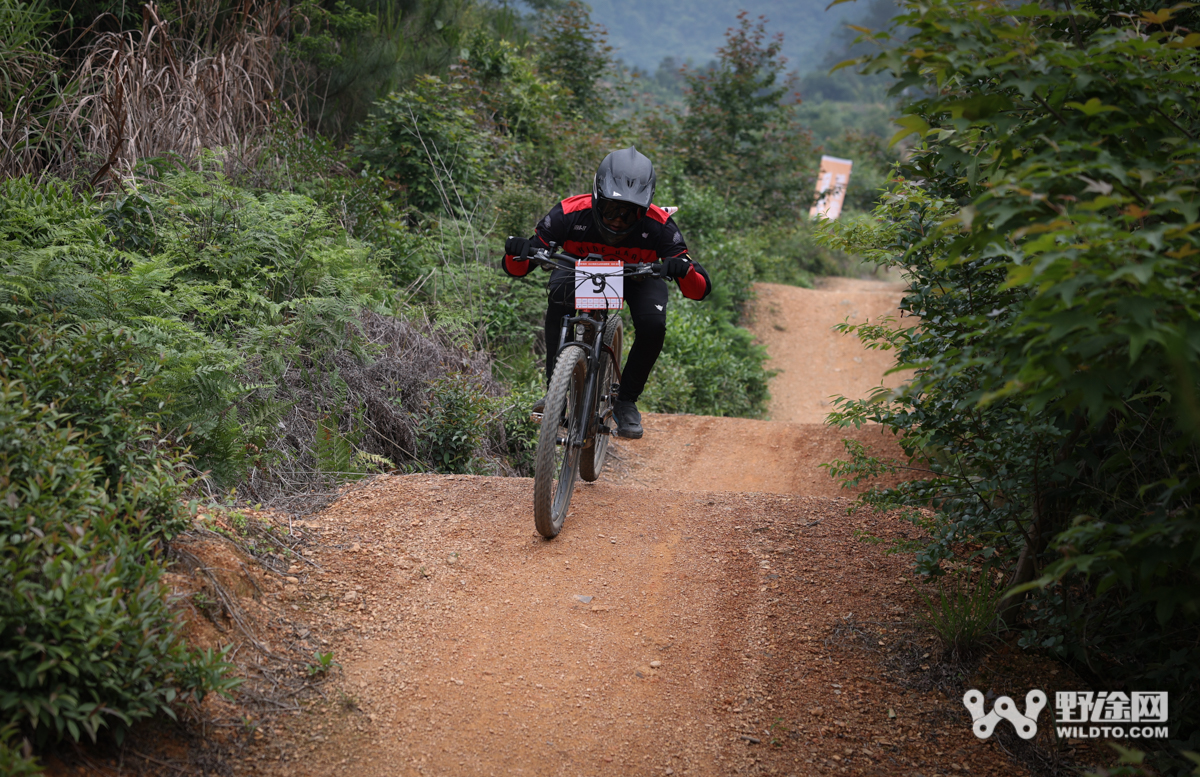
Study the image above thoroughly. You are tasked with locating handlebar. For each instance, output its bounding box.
[527,247,664,279]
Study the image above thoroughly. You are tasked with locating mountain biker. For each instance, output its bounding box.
[502,146,712,439]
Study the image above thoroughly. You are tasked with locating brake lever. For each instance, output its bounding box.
[531,250,578,273]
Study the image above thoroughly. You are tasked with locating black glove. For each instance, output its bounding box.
[662,257,692,280]
[505,236,532,259]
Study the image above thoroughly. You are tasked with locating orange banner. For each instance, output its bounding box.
[809,155,853,220]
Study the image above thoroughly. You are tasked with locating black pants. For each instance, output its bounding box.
[544,267,668,403]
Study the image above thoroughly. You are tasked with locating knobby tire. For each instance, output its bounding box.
[581,317,622,482]
[533,346,587,538]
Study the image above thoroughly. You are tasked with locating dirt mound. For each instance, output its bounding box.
[610,414,908,498]
[71,276,1099,776]
[224,275,1041,777]
[609,279,912,496]
[234,474,1004,777]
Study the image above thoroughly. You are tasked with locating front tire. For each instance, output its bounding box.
[581,317,623,482]
[533,345,587,538]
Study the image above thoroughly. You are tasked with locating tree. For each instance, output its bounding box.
[677,13,814,216]
[534,0,614,122]
[823,0,1200,765]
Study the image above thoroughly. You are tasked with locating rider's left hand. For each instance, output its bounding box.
[662,257,692,280]
[505,236,532,258]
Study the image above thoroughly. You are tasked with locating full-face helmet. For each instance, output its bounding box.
[592,146,656,242]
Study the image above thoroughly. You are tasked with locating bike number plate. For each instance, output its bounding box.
[574,260,625,310]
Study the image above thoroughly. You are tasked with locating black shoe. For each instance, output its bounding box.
[613,400,643,439]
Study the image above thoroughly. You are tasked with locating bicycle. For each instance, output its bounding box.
[524,244,664,539]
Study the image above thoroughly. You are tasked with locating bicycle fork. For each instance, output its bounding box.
[531,315,621,433]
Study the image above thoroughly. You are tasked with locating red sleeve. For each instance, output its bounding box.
[677,261,712,300]
[657,217,711,300]
[503,253,532,277]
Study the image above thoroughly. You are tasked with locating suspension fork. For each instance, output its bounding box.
[577,319,609,449]
[582,315,621,443]
[556,313,602,448]
[576,357,602,449]
[600,315,622,385]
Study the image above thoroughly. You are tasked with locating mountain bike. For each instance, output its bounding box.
[525,245,663,539]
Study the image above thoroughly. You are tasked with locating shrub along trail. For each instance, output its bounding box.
[241,280,1039,776]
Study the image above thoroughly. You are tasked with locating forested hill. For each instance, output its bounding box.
[581,0,856,72]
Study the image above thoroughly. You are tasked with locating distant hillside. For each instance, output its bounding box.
[584,0,858,73]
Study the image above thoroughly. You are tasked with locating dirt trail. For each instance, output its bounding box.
[751,279,910,425]
[611,279,910,495]
[246,279,1026,777]
[608,415,906,497]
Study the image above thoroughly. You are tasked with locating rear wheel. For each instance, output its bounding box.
[533,345,587,538]
[581,317,623,482]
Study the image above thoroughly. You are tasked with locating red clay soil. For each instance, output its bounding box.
[750,279,912,425]
[237,476,1022,777]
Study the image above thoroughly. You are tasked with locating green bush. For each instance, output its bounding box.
[0,170,390,488]
[0,317,236,746]
[458,22,619,197]
[823,0,1200,762]
[639,293,771,418]
[533,1,614,123]
[636,350,695,415]
[313,412,367,483]
[913,567,1003,661]
[353,74,492,215]
[467,267,547,352]
[416,373,495,474]
[0,724,40,776]
[674,13,817,219]
[499,377,542,475]
[490,185,556,248]
[660,174,750,244]
[229,130,439,292]
[465,33,569,146]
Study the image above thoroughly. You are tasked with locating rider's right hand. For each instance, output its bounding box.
[662,256,692,280]
[505,236,532,258]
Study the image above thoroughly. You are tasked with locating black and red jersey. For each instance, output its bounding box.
[503,194,712,301]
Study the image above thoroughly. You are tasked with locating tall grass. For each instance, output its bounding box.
[1,0,293,183]
[73,3,287,180]
[913,567,1003,661]
[0,0,66,179]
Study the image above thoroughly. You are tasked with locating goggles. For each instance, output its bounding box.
[597,199,641,224]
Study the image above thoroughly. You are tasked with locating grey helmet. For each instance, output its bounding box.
[592,146,656,241]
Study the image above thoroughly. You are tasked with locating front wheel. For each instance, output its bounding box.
[533,345,587,538]
[581,316,622,482]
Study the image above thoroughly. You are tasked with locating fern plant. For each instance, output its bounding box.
[313,413,363,483]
